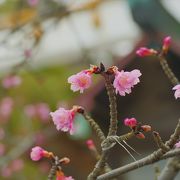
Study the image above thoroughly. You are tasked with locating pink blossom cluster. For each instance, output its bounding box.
[27,0,39,6]
[172,84,180,99]
[0,97,14,122]
[136,36,171,57]
[30,146,50,161]
[2,75,21,89]
[68,66,141,96]
[124,118,137,128]
[56,171,74,180]
[175,141,180,148]
[24,103,50,122]
[50,108,75,134]
[1,159,24,178]
[136,47,157,57]
[113,70,141,96]
[86,139,95,150]
[68,71,92,93]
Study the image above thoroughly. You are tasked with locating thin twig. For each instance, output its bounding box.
[158,55,179,86]
[158,156,180,180]
[97,120,180,179]
[83,112,105,142]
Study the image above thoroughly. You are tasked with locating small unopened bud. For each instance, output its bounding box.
[73,106,84,114]
[124,118,137,128]
[136,47,157,57]
[136,132,145,139]
[162,36,171,54]
[106,66,118,75]
[90,65,101,74]
[59,157,70,165]
[86,139,95,150]
[100,63,105,72]
[141,125,151,132]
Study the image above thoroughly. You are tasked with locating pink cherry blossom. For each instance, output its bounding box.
[36,103,50,122]
[162,36,171,53]
[1,166,12,177]
[0,128,5,140]
[30,146,46,161]
[124,118,137,128]
[2,75,22,89]
[172,84,180,99]
[68,71,92,93]
[27,0,39,6]
[50,108,75,134]
[113,69,141,96]
[24,104,36,118]
[136,47,157,57]
[0,143,5,156]
[0,97,14,122]
[24,103,50,122]
[56,174,74,180]
[175,141,180,148]
[11,159,24,172]
[86,139,95,150]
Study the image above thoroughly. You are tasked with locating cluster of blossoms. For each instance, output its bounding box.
[0,97,14,122]
[2,75,21,89]
[68,65,141,96]
[50,65,142,135]
[24,103,50,122]
[1,159,24,178]
[30,146,73,179]
[136,36,180,99]
[124,118,151,139]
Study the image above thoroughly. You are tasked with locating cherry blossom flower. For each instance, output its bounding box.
[30,146,49,161]
[27,0,39,6]
[136,47,157,57]
[162,36,171,53]
[86,139,95,150]
[1,166,12,178]
[0,97,14,122]
[124,118,137,128]
[172,84,180,99]
[68,71,92,93]
[56,170,74,180]
[113,69,141,96]
[24,103,50,122]
[2,75,22,89]
[175,141,180,148]
[0,143,5,156]
[11,159,24,172]
[50,108,75,134]
[0,128,5,140]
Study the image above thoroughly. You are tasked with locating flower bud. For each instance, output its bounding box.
[86,139,95,150]
[141,125,151,132]
[162,36,171,54]
[136,47,157,57]
[136,132,145,139]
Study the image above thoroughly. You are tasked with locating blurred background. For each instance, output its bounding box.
[0,0,180,179]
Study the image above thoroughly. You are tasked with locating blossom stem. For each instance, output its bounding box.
[97,119,180,179]
[48,163,57,180]
[158,55,179,86]
[103,73,118,136]
[83,112,105,142]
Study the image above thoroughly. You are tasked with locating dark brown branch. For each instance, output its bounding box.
[158,156,180,180]
[103,74,117,137]
[97,120,180,179]
[83,112,105,142]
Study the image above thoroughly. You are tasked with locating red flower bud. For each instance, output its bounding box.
[136,132,145,139]
[141,125,151,132]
